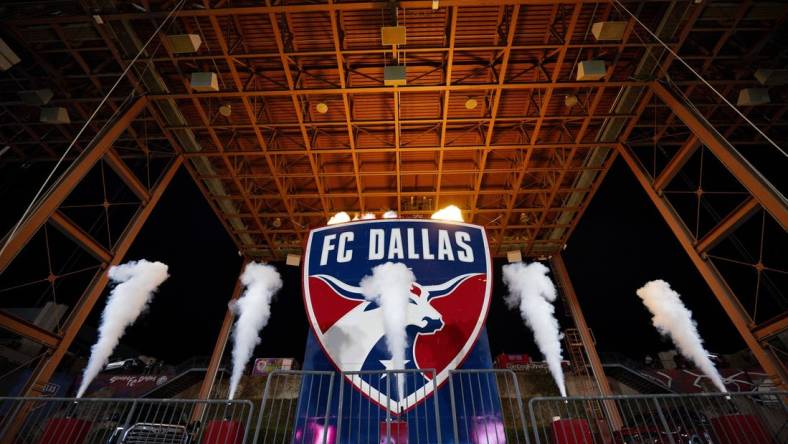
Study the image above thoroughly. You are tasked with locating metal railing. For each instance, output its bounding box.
[254,370,335,444]
[528,391,787,444]
[448,369,529,444]
[337,369,441,444]
[0,397,254,443]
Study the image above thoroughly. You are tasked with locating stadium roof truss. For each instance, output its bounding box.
[0,0,786,396]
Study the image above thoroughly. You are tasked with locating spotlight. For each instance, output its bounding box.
[219,104,232,117]
[464,98,478,110]
[431,205,463,222]
[272,217,282,228]
[316,102,328,114]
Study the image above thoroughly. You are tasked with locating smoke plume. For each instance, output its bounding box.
[636,280,727,393]
[228,262,283,399]
[76,260,169,397]
[502,262,566,396]
[360,262,415,400]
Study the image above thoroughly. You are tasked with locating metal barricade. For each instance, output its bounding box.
[253,370,335,444]
[528,391,788,444]
[337,369,442,444]
[0,396,254,443]
[448,369,530,444]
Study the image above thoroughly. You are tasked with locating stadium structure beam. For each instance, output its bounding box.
[154,23,282,256]
[148,81,643,100]
[6,1,632,26]
[652,136,699,192]
[617,142,788,390]
[104,150,151,203]
[2,157,183,440]
[649,81,788,230]
[434,6,458,209]
[22,158,181,397]
[191,264,246,425]
[182,142,619,157]
[0,311,61,349]
[267,1,330,220]
[196,269,244,401]
[551,253,623,430]
[0,97,148,274]
[327,0,365,212]
[694,197,759,254]
[752,315,788,342]
[48,211,113,263]
[468,3,520,218]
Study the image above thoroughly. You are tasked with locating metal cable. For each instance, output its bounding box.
[0,0,186,268]
[612,0,787,158]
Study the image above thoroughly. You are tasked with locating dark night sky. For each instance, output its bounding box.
[73,156,744,366]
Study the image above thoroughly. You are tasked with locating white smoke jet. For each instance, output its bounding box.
[636,280,727,393]
[502,262,567,396]
[383,210,398,219]
[228,262,283,399]
[76,260,169,397]
[431,205,464,222]
[360,262,415,401]
[327,211,350,225]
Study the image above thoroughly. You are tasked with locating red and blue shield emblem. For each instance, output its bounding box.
[302,219,492,413]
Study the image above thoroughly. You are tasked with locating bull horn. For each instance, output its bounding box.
[313,274,363,294]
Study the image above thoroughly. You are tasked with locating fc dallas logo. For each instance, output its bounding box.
[302,219,491,413]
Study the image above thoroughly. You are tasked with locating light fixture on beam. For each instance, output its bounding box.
[754,69,788,86]
[0,38,21,71]
[577,60,606,81]
[218,104,232,117]
[168,34,202,53]
[272,217,282,228]
[18,89,54,106]
[564,94,578,107]
[286,254,301,267]
[591,21,627,41]
[381,26,406,46]
[432,0,439,10]
[737,88,770,106]
[384,65,407,86]
[506,250,523,263]
[465,98,478,110]
[40,107,70,124]
[316,102,328,114]
[191,72,219,92]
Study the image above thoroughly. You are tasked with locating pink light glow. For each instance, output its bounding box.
[471,416,505,444]
[295,418,336,444]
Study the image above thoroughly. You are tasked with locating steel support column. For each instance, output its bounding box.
[551,253,624,430]
[0,97,149,273]
[650,82,788,229]
[195,267,245,401]
[1,156,182,442]
[617,143,787,390]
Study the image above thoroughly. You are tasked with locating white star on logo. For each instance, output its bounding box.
[378,359,410,380]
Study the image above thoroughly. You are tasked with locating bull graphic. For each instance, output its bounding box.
[313,273,476,373]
